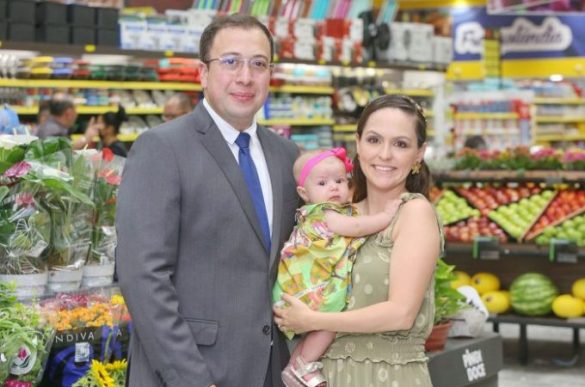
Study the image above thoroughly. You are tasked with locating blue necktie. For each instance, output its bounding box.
[235,133,271,253]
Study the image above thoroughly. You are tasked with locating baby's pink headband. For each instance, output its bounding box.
[297,147,353,187]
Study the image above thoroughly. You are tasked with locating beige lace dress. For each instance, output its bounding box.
[321,192,444,387]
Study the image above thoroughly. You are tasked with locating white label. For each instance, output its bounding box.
[455,22,485,55]
[10,345,37,375]
[75,342,91,363]
[501,17,571,54]
[462,348,486,382]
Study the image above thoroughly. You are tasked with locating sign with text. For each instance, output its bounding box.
[488,0,585,15]
[452,7,585,61]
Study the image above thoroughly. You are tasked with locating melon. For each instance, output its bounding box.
[510,273,558,316]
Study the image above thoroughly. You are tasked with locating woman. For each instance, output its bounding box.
[274,94,443,386]
[88,106,128,157]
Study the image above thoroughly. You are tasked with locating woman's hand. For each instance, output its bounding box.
[273,294,315,334]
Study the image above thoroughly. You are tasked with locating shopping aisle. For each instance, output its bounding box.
[486,324,585,387]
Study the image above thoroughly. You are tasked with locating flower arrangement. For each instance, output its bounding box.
[0,282,54,385]
[72,359,127,387]
[562,149,585,170]
[82,149,124,266]
[455,146,582,171]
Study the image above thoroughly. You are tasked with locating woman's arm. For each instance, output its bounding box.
[274,198,440,333]
[324,200,400,237]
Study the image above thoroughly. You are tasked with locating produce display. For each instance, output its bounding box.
[435,180,585,245]
[526,189,585,240]
[510,273,559,317]
[435,190,480,225]
[488,191,554,240]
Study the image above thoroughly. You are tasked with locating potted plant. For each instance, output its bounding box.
[80,148,124,288]
[425,258,468,352]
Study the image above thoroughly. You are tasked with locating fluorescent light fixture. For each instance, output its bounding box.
[549,74,563,82]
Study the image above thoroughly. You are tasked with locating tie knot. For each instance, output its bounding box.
[235,132,251,150]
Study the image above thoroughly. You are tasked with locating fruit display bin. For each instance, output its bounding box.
[436,171,585,368]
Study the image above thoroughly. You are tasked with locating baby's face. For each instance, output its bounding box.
[300,157,350,204]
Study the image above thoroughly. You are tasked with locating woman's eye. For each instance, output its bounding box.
[366,137,379,144]
[395,141,408,148]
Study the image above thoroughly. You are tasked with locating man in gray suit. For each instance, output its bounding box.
[116,14,299,387]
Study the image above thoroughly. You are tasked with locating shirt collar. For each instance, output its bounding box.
[202,98,257,144]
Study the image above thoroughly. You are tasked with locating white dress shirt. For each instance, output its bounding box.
[202,99,273,235]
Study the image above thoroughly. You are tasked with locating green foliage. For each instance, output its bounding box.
[434,259,467,325]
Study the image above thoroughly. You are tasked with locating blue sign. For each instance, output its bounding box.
[452,7,585,61]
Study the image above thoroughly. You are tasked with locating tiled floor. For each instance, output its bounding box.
[485,323,585,387]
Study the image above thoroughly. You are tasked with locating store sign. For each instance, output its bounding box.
[452,7,585,60]
[462,348,487,382]
[501,17,572,54]
[454,22,485,55]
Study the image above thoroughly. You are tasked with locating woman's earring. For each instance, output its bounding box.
[411,160,421,175]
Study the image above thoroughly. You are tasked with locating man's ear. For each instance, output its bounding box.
[296,186,309,203]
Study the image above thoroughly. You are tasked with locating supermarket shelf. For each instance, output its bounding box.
[333,124,356,132]
[445,242,585,259]
[534,97,585,105]
[434,170,585,183]
[535,116,585,123]
[0,78,202,91]
[0,41,448,72]
[535,134,585,142]
[385,88,434,97]
[454,112,520,120]
[333,133,357,142]
[15,106,163,115]
[71,133,140,142]
[269,85,334,94]
[258,118,334,126]
[0,79,336,94]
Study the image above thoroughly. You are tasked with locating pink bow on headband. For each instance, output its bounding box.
[297,147,353,187]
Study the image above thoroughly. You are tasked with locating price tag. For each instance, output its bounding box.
[549,238,577,263]
[164,50,174,57]
[84,44,96,53]
[473,236,500,260]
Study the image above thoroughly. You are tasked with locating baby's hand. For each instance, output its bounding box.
[384,199,401,219]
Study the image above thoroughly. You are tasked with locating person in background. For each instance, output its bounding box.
[162,92,194,122]
[88,106,128,157]
[464,135,487,150]
[36,100,51,128]
[36,97,97,150]
[274,95,443,387]
[116,14,299,387]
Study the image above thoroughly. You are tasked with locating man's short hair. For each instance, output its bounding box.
[199,14,274,63]
[48,99,75,117]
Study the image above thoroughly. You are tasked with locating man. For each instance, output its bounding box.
[36,98,77,139]
[116,14,299,387]
[162,92,194,122]
[36,97,97,149]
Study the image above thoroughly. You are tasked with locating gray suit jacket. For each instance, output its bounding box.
[116,104,299,387]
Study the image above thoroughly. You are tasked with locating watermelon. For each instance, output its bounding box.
[510,273,559,316]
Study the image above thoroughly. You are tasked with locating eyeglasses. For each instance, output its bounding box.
[205,55,273,74]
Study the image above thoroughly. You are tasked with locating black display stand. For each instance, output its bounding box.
[428,333,503,387]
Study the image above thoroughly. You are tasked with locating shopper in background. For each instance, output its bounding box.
[274,95,443,387]
[87,106,128,157]
[116,14,299,387]
[162,92,194,122]
[36,97,98,150]
[36,98,77,139]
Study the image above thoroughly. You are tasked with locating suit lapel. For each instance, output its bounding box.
[257,127,283,270]
[194,105,267,252]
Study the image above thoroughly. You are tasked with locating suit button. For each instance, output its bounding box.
[262,325,271,335]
